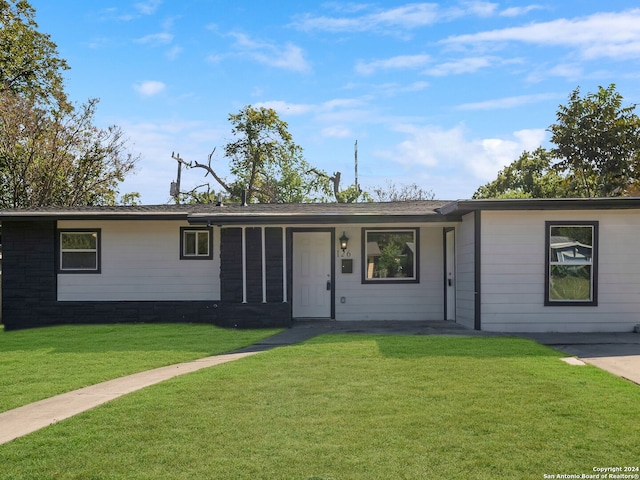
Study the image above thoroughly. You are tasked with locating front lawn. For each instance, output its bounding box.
[0,323,281,413]
[1,335,638,479]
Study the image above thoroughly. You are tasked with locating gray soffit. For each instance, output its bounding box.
[439,197,640,216]
[0,201,461,224]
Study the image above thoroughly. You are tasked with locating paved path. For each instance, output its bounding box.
[1,322,639,445]
[0,351,260,445]
[518,332,640,386]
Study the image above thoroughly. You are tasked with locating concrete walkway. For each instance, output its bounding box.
[1,321,639,445]
[518,332,640,386]
[0,352,260,445]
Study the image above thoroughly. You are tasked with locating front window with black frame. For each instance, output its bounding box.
[545,221,598,306]
[362,228,419,283]
[180,227,213,260]
[58,230,101,273]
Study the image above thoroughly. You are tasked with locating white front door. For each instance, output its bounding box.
[292,231,332,318]
[445,229,456,321]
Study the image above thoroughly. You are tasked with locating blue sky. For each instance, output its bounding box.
[29,1,640,203]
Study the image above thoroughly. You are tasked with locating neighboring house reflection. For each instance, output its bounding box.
[550,235,592,263]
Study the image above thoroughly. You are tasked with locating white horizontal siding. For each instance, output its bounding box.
[57,220,220,301]
[480,210,640,332]
[455,213,475,329]
[334,223,448,321]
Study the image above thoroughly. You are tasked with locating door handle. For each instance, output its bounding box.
[326,280,331,291]
[448,279,452,286]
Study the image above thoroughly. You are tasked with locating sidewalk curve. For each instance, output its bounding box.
[2,323,638,445]
[0,351,260,445]
[0,323,326,445]
[516,332,640,386]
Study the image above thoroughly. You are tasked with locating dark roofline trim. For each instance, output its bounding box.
[187,213,462,225]
[5,197,640,223]
[439,197,640,216]
[0,213,190,221]
[0,212,462,224]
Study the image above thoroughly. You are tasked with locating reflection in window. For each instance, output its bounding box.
[364,229,417,282]
[546,223,597,304]
[180,227,212,259]
[59,230,100,272]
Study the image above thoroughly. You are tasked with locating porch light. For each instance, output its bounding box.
[339,231,349,251]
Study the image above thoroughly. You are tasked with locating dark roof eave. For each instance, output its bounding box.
[439,197,640,215]
[187,213,462,225]
[0,212,190,221]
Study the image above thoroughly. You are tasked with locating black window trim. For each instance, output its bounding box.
[361,227,420,284]
[544,220,598,307]
[180,226,213,260]
[57,228,102,274]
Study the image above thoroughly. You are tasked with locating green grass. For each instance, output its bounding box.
[1,334,639,479]
[0,323,281,412]
[550,272,591,300]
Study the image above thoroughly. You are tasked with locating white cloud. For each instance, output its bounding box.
[117,119,228,204]
[254,98,364,117]
[293,2,505,35]
[441,9,640,60]
[136,32,173,45]
[321,126,353,138]
[322,98,364,111]
[253,101,315,115]
[456,93,560,110]
[425,56,495,76]
[229,33,311,73]
[375,81,431,96]
[526,63,584,83]
[380,124,547,182]
[134,0,162,16]
[500,5,543,17]
[293,4,440,33]
[355,54,431,75]
[344,81,430,96]
[133,80,166,96]
[206,53,224,64]
[165,45,183,60]
[462,1,498,18]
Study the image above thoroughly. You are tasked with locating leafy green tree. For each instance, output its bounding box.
[0,0,138,208]
[475,84,640,199]
[177,105,335,204]
[224,105,329,203]
[549,84,640,197]
[473,148,568,199]
[305,169,370,203]
[0,0,69,109]
[0,95,138,207]
[371,180,434,202]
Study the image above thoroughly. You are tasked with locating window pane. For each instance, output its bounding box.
[549,226,592,263]
[549,265,591,301]
[61,232,97,250]
[197,232,209,255]
[366,231,415,279]
[61,252,97,270]
[184,231,196,255]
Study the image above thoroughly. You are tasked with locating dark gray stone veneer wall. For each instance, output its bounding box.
[218,227,291,328]
[2,221,291,330]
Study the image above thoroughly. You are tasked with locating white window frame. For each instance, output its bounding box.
[180,227,213,259]
[58,230,101,273]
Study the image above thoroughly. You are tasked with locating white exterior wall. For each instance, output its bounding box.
[332,223,446,321]
[57,220,220,301]
[480,209,640,333]
[455,213,475,329]
[56,219,453,321]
